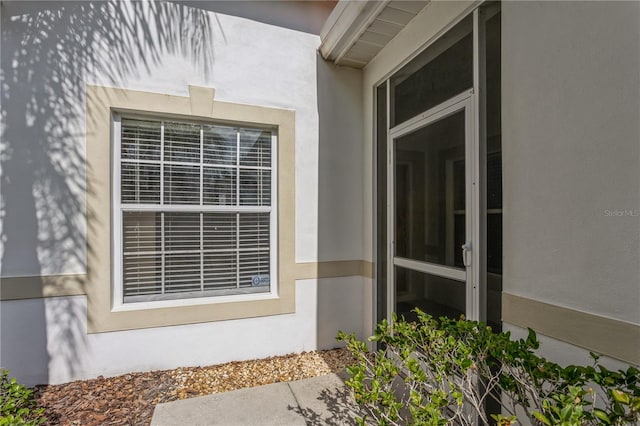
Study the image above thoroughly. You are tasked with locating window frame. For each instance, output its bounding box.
[111,112,279,311]
[86,85,295,333]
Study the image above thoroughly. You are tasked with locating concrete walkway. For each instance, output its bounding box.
[151,373,364,426]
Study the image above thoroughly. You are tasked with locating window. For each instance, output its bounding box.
[87,85,294,331]
[114,116,276,304]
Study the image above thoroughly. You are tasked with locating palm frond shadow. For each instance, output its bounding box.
[1,0,214,383]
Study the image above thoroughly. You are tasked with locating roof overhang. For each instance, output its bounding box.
[319,0,430,69]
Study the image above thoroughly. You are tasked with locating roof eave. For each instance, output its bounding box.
[319,0,390,63]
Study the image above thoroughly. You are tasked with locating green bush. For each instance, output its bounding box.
[0,370,45,426]
[338,310,639,426]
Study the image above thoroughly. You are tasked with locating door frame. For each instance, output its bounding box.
[385,91,480,323]
[374,6,494,328]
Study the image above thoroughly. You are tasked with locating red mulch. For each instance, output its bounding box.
[34,370,179,426]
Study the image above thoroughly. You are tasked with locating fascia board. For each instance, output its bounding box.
[319,0,389,61]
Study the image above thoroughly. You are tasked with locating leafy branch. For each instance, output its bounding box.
[338,310,639,426]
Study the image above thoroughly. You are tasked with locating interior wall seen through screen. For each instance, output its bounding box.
[395,267,466,322]
[485,5,502,333]
[391,16,473,127]
[394,110,466,270]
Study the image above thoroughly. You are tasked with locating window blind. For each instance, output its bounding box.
[119,118,273,303]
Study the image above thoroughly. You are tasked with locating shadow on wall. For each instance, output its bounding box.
[174,0,337,35]
[315,55,365,350]
[0,0,214,385]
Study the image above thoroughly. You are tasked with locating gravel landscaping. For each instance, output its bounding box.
[34,348,355,425]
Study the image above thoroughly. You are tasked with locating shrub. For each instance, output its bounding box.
[338,310,639,426]
[0,370,45,426]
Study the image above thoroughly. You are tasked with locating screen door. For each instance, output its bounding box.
[388,96,476,322]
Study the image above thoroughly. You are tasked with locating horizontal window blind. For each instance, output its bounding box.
[119,118,273,303]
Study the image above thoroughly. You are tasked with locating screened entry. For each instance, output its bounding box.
[375,3,502,329]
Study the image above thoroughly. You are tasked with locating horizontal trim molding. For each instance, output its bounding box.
[296,260,374,280]
[0,274,87,300]
[503,293,640,366]
[0,260,374,301]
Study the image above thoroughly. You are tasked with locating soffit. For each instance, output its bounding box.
[319,0,430,69]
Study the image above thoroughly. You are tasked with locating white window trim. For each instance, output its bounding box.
[111,113,279,312]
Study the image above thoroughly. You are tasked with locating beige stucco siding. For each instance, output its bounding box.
[361,0,640,364]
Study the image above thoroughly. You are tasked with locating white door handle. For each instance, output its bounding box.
[461,242,472,267]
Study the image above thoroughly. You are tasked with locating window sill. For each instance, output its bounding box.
[112,289,279,312]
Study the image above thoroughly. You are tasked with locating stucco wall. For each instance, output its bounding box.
[501,0,640,325]
[0,1,366,385]
[1,277,367,385]
[504,324,630,374]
